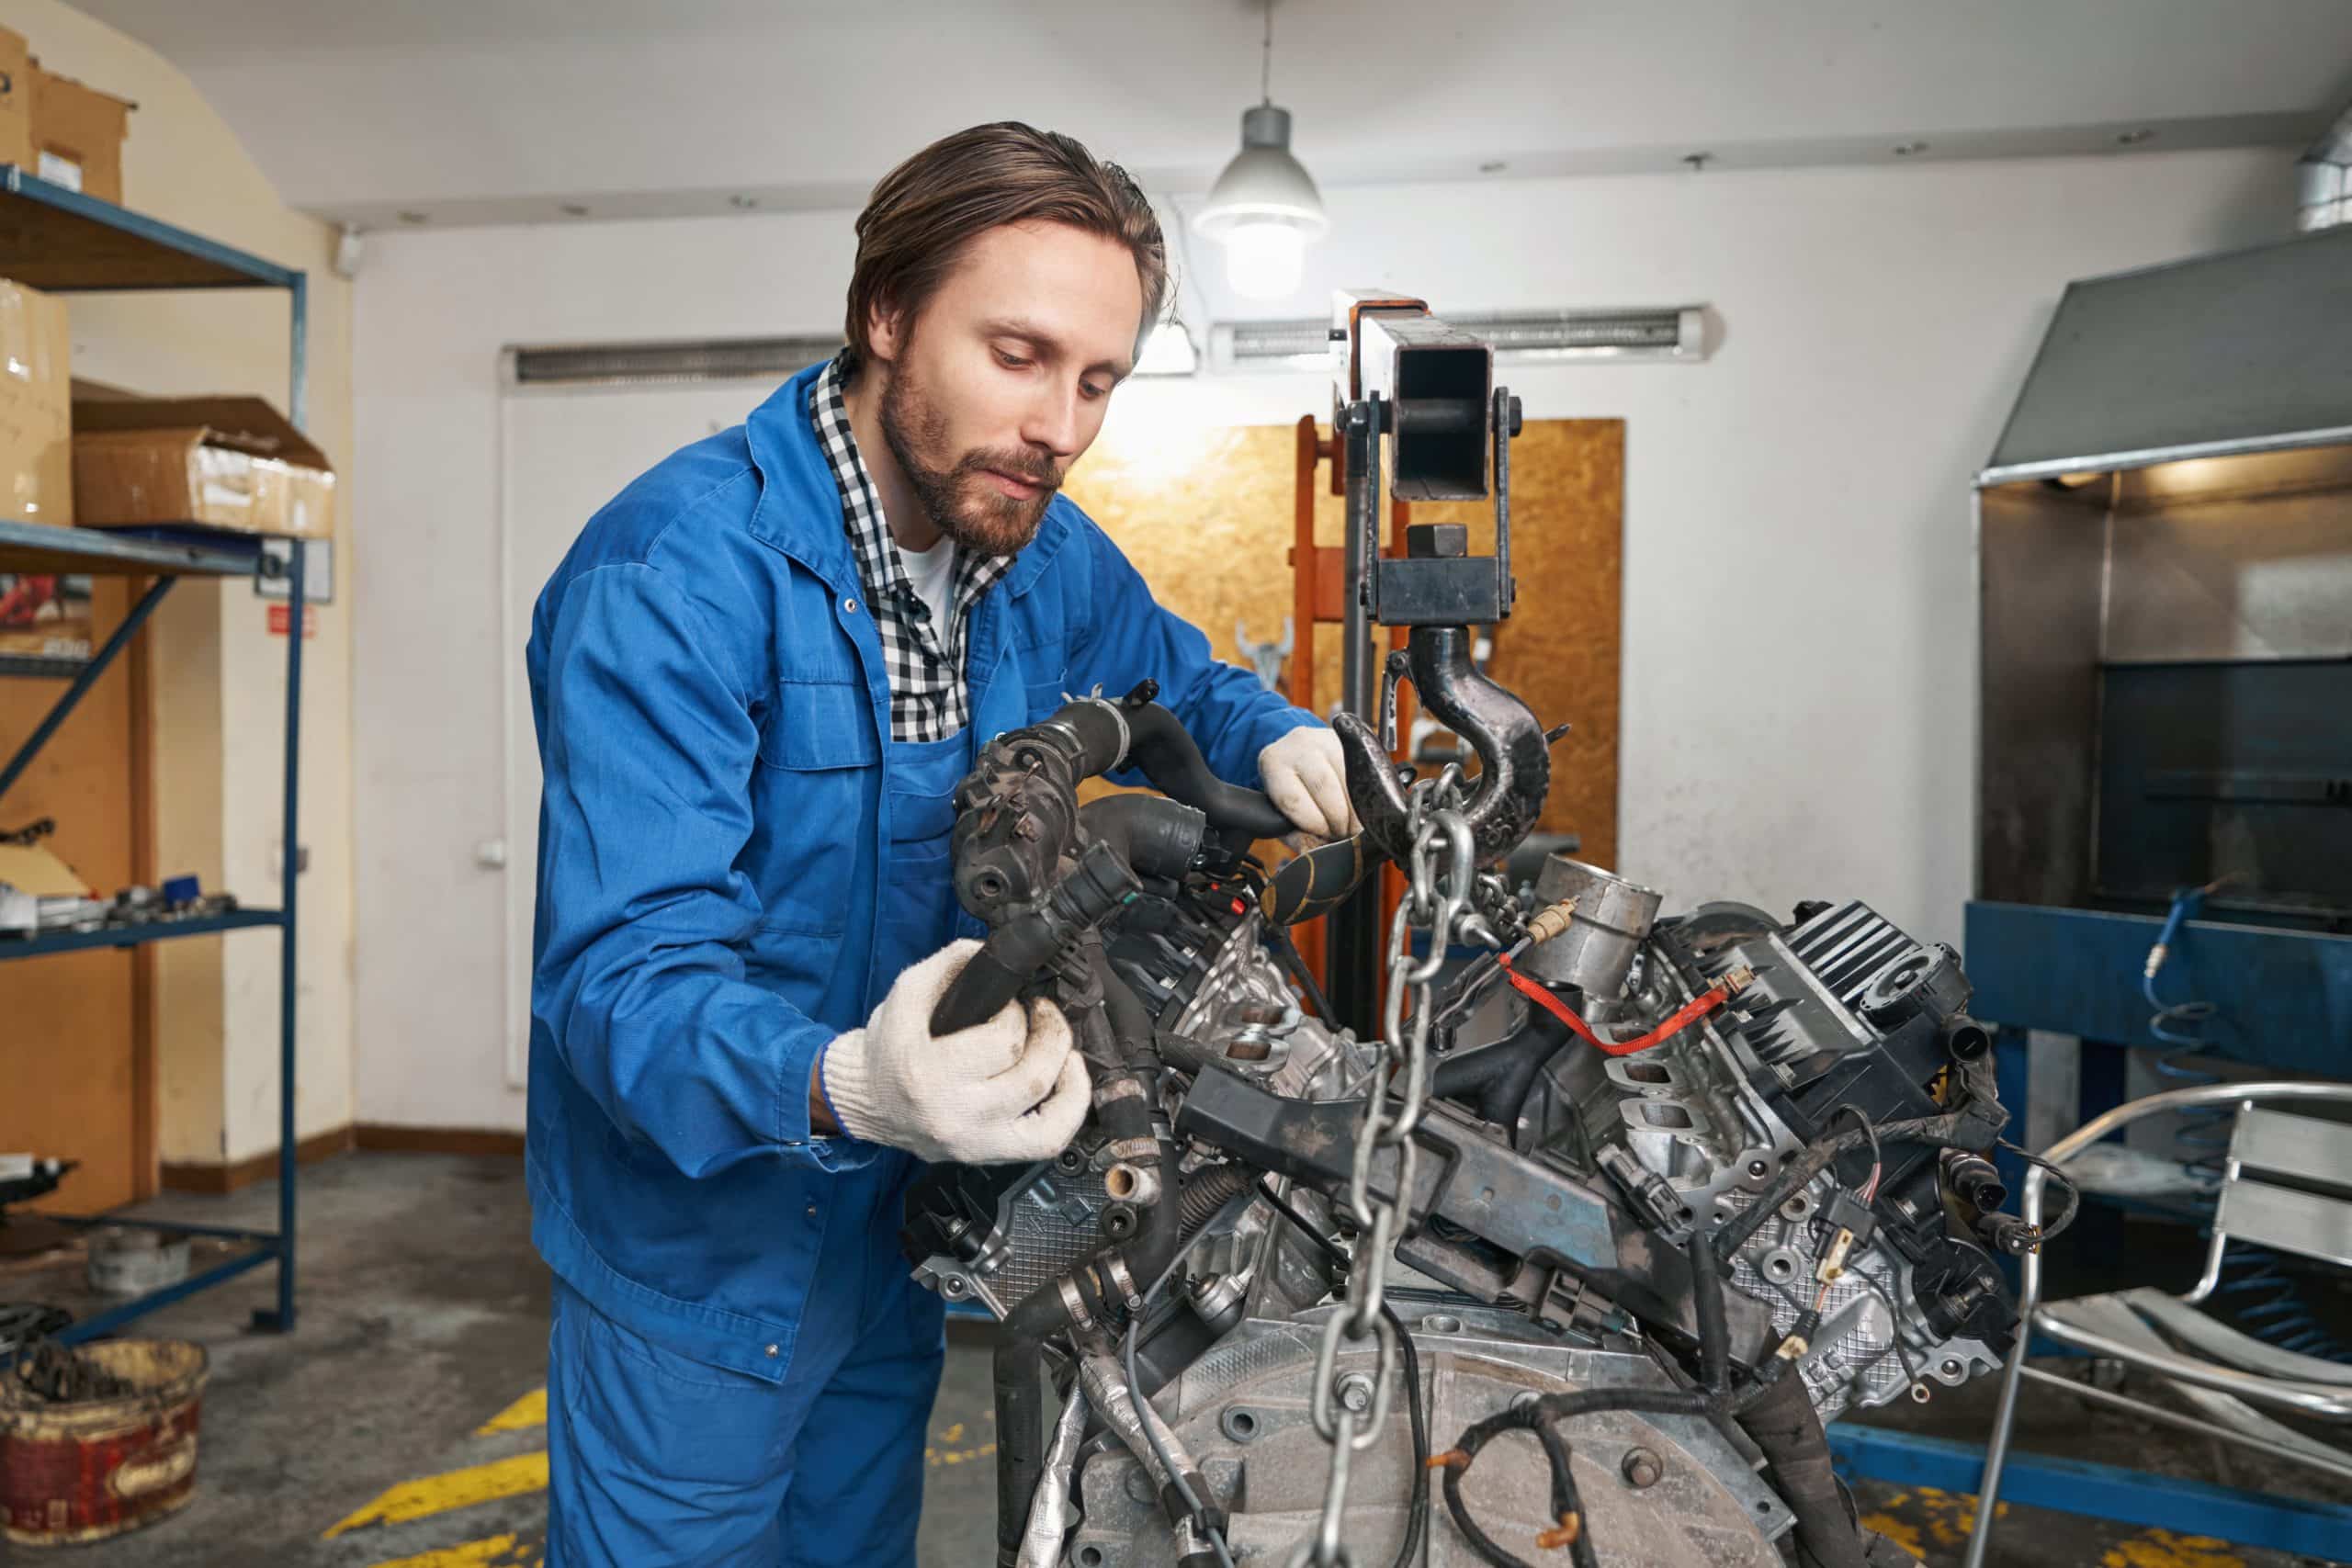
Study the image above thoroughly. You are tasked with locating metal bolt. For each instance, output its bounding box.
[941,1276,967,1299]
[1621,1447,1664,1489]
[1745,1158,1770,1180]
[1939,1359,1962,1380]
[1335,1372,1375,1414]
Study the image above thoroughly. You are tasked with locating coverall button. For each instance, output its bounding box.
[764,1343,780,1358]
[805,1203,819,1221]
[842,596,859,615]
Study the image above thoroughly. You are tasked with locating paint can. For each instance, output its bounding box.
[0,1338,209,1545]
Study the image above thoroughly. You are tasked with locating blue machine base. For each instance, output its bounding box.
[1964,901,2352,1073]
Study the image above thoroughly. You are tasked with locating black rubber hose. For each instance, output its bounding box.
[1179,1162,1254,1234]
[1430,1010,1569,1126]
[1120,701,1293,840]
[1080,794,1207,883]
[992,1337,1045,1568]
[1095,944,1161,1073]
[1737,1371,1866,1568]
[1690,1224,1730,1396]
[1039,695,1133,778]
[999,967,1184,1343]
[1260,834,1383,926]
[933,842,1140,1035]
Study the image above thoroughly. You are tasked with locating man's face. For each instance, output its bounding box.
[871,220,1143,555]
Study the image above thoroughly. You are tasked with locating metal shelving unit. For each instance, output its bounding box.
[0,165,309,1342]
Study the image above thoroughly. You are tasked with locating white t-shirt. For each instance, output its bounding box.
[897,536,958,643]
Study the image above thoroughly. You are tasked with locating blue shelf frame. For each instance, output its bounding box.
[2,908,284,958]
[0,167,310,1342]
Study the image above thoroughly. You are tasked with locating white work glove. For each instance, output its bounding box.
[1259,725,1360,842]
[819,940,1091,1164]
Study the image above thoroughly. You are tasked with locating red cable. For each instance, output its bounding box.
[1496,952,1745,1057]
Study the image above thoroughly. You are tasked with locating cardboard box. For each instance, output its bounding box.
[0,279,72,527]
[74,397,334,539]
[0,28,32,173]
[29,61,131,204]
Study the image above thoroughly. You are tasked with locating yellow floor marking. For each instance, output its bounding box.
[1858,1509,1926,1558]
[1857,1483,2007,1554]
[475,1388,548,1436]
[2102,1532,2246,1568]
[939,1421,964,1443]
[363,1532,544,1568]
[926,1439,998,1467]
[324,1451,551,1538]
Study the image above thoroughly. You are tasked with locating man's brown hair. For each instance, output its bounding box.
[843,121,1169,373]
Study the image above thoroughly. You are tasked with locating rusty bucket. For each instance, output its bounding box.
[0,1339,209,1546]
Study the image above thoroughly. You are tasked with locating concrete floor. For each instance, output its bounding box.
[1,1151,2341,1567]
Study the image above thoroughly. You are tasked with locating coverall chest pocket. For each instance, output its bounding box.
[748,680,880,940]
[1012,631,1070,725]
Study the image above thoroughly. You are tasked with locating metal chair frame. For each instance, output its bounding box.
[1963,1080,2352,1568]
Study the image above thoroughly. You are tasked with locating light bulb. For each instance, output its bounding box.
[1222,220,1305,300]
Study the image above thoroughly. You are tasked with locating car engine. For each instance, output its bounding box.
[899,674,2038,1568]
[899,299,2043,1568]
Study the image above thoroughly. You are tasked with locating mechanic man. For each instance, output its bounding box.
[525,122,1356,1565]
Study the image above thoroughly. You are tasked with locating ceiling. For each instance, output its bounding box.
[74,0,2352,231]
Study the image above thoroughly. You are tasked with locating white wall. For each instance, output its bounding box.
[351,146,2291,1132]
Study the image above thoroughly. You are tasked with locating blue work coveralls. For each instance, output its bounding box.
[525,358,1316,1565]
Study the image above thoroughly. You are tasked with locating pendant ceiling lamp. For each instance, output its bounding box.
[1193,1,1328,300]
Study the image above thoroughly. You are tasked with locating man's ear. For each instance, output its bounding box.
[865,297,906,367]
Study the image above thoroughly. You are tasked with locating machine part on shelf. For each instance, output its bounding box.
[1511,857,1663,1001]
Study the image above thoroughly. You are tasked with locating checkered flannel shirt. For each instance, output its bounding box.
[810,355,1013,742]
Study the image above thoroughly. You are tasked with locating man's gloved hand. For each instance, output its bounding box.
[817,940,1091,1164]
[1259,725,1360,842]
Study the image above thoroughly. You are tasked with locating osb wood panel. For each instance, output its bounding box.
[1063,419,1623,868]
[0,579,141,1213]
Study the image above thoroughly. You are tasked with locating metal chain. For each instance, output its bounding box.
[1291,775,1476,1568]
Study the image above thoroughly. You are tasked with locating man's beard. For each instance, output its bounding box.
[876,358,1059,557]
